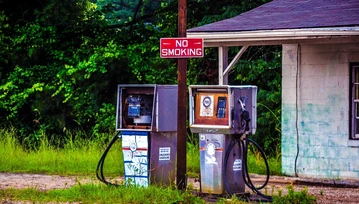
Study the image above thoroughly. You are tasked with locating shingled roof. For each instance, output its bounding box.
[188,0,359,33]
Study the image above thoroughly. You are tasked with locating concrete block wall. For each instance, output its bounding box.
[282,43,359,179]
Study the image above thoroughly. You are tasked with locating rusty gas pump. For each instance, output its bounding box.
[188,85,271,201]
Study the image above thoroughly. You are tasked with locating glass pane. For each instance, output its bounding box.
[353,66,359,138]
[355,67,359,99]
[356,85,359,100]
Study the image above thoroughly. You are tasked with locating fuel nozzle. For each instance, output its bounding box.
[241,110,251,131]
[238,96,251,131]
[238,96,248,110]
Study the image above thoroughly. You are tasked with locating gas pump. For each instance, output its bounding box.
[189,85,271,201]
[96,84,177,187]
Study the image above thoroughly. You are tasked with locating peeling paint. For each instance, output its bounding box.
[287,49,295,62]
[282,43,359,179]
[282,103,359,178]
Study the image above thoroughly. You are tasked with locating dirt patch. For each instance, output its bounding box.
[1,173,359,203]
[0,173,95,191]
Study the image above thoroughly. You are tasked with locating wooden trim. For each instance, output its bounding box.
[187,28,359,47]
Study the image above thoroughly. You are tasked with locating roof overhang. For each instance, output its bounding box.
[187,27,359,47]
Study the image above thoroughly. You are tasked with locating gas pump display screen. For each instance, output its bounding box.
[127,96,141,117]
[216,97,226,118]
[128,105,141,117]
[194,92,229,126]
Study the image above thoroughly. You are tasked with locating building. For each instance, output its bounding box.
[187,0,359,179]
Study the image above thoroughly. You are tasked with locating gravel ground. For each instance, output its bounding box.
[1,173,359,203]
[249,175,359,204]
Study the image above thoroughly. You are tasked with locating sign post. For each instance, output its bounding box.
[160,0,203,191]
[176,0,187,191]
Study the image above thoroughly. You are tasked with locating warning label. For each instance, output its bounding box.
[159,147,171,161]
[233,159,242,171]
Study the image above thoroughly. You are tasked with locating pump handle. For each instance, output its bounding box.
[241,110,251,131]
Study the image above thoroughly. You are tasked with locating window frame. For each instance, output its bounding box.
[350,63,359,140]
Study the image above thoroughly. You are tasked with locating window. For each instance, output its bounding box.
[351,64,359,139]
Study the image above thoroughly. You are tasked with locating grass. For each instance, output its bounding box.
[0,128,123,176]
[0,183,317,204]
[247,144,282,176]
[0,183,206,203]
[0,128,281,177]
[186,141,201,178]
[273,184,317,203]
[0,128,298,203]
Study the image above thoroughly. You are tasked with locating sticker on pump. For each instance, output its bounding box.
[233,159,242,171]
[200,95,214,116]
[206,143,216,156]
[159,147,171,161]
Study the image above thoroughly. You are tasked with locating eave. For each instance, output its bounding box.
[187,27,359,47]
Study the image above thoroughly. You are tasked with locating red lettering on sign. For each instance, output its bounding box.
[160,38,204,58]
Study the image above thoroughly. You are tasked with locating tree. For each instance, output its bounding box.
[0,0,280,154]
[0,0,136,147]
[231,46,282,155]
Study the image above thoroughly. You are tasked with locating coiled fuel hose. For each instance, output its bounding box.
[223,135,272,202]
[96,131,121,186]
[224,106,272,202]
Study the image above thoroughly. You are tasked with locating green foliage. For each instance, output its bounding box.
[231,46,282,155]
[1,126,311,204]
[0,0,281,154]
[0,183,205,204]
[187,0,281,155]
[247,142,282,175]
[186,135,200,178]
[0,183,319,204]
[0,11,10,74]
[0,128,123,175]
[273,184,317,204]
[94,0,169,26]
[189,0,271,27]
[0,0,136,145]
[1,128,281,179]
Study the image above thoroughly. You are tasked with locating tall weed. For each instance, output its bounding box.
[187,134,200,178]
[0,128,123,176]
[272,184,317,204]
[1,183,205,203]
[1,128,281,177]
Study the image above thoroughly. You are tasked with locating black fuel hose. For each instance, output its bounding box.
[96,131,121,186]
[242,138,272,201]
[223,136,272,202]
[242,138,270,190]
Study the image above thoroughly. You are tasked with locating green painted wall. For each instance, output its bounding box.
[281,43,359,179]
